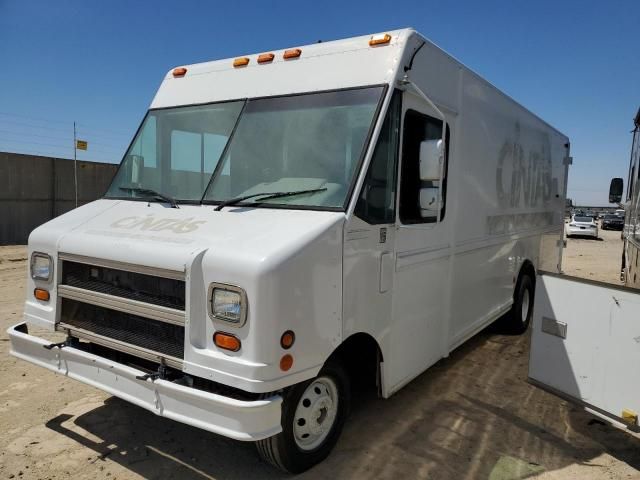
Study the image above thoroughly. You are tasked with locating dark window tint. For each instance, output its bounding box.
[399,109,450,224]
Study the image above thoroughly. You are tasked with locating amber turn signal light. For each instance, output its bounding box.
[214,332,241,352]
[369,33,391,46]
[283,48,302,60]
[257,53,275,64]
[280,354,294,371]
[280,330,295,349]
[233,57,250,67]
[172,67,187,77]
[34,288,50,301]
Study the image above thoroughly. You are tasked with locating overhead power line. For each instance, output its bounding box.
[76,124,131,136]
[0,111,130,162]
[0,111,133,137]
[0,125,127,151]
[0,128,71,142]
[0,118,71,134]
[0,137,73,150]
[0,111,73,126]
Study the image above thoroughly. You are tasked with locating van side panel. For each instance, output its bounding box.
[446,62,568,347]
[375,33,568,396]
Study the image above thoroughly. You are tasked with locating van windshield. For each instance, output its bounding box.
[105,86,384,209]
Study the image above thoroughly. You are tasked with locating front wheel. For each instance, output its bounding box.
[256,362,350,473]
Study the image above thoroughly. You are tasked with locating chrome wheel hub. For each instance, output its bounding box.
[293,377,338,451]
[521,289,530,324]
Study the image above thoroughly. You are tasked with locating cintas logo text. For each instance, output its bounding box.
[111,215,206,234]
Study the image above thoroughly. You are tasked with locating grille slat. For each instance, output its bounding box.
[61,298,184,359]
[62,261,185,310]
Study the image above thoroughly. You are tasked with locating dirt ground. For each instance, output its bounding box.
[1,229,639,480]
[562,227,625,283]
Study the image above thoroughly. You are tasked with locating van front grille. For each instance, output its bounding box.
[61,260,185,310]
[60,298,184,360]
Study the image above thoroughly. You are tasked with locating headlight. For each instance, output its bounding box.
[30,253,52,281]
[208,283,247,326]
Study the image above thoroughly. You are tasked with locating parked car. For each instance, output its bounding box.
[602,214,625,230]
[566,215,598,238]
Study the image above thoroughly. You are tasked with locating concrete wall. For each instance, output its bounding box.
[0,152,118,245]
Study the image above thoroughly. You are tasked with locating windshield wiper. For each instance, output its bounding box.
[214,188,327,211]
[119,187,179,209]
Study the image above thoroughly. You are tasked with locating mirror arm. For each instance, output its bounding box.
[399,74,448,127]
[399,74,447,222]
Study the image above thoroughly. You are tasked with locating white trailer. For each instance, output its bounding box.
[10,29,570,472]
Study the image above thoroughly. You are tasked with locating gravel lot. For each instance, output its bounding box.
[1,228,638,480]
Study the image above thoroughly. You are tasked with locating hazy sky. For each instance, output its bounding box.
[1,0,638,206]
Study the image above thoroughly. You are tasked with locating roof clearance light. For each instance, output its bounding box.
[172,67,187,77]
[283,48,302,60]
[257,53,275,64]
[369,33,392,46]
[233,57,250,67]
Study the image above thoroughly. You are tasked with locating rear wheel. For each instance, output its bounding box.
[256,362,350,473]
[498,273,534,334]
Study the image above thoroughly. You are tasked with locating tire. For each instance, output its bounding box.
[498,273,534,335]
[256,361,350,473]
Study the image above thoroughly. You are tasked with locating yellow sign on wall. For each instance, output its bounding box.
[76,140,88,151]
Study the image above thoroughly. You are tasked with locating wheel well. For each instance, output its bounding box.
[327,333,382,394]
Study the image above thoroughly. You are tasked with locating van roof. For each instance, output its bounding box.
[149,28,567,139]
[151,29,414,109]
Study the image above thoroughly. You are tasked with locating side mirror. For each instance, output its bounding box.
[609,177,623,204]
[419,139,443,181]
[125,154,144,184]
[419,139,443,217]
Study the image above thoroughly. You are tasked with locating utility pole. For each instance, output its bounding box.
[73,121,78,208]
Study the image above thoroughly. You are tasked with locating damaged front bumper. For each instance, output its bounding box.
[8,322,282,441]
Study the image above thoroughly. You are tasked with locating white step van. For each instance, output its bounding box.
[10,29,570,472]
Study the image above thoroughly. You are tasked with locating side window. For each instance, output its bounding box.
[399,109,450,224]
[354,91,401,224]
